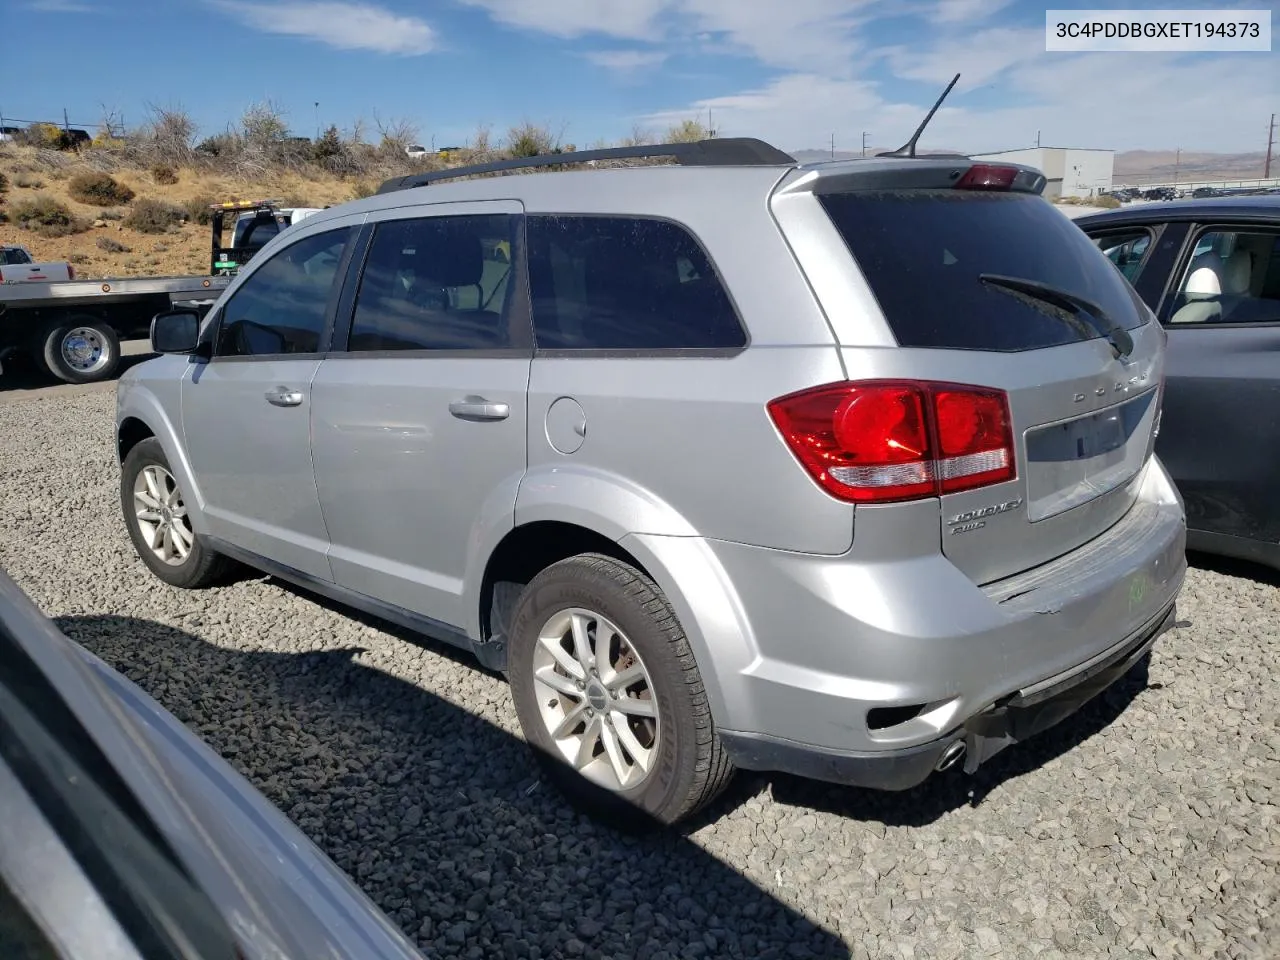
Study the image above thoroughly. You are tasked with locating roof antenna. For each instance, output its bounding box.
[878,73,960,158]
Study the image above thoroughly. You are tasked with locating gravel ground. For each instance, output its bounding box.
[1,386,1276,960]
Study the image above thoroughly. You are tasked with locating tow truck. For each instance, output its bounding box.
[0,198,289,384]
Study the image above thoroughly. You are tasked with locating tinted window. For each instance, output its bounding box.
[216,227,350,357]
[526,215,745,350]
[1167,230,1280,326]
[819,191,1148,352]
[1,248,31,266]
[347,215,517,351]
[1094,230,1152,283]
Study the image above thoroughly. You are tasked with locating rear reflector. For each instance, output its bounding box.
[768,380,1015,504]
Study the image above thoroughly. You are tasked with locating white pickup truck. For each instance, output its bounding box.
[0,245,75,283]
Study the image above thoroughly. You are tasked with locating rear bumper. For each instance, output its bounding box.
[629,455,1187,790]
[719,600,1175,790]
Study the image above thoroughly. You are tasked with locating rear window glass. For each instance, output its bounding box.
[819,191,1148,352]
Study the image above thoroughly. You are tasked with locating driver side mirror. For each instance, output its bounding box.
[151,309,201,354]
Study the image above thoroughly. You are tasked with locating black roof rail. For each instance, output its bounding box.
[375,137,797,194]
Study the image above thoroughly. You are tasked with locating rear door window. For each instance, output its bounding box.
[819,191,1148,352]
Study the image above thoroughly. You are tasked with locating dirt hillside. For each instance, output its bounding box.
[0,146,360,278]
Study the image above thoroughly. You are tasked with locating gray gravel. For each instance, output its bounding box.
[1,386,1277,960]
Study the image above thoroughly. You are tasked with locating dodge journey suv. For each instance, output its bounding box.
[116,136,1186,825]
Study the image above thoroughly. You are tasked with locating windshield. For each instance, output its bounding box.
[819,190,1149,352]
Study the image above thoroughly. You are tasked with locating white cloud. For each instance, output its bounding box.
[885,26,1043,86]
[641,53,1278,153]
[463,0,886,75]
[212,1,436,55]
[585,50,668,72]
[457,0,668,40]
[25,0,95,11]
[934,0,1015,23]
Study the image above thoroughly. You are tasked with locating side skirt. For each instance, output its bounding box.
[205,537,508,672]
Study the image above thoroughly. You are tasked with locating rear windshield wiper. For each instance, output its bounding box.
[979,273,1133,359]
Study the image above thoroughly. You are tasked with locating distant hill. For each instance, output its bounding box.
[788,146,1272,184]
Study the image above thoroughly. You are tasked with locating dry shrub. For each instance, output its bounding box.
[10,195,90,236]
[68,252,91,265]
[151,164,179,185]
[13,173,44,189]
[505,122,558,159]
[0,171,7,197]
[124,197,185,234]
[96,236,130,253]
[69,171,136,206]
[98,208,125,221]
[181,194,217,226]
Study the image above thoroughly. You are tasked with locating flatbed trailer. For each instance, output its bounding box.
[0,272,229,384]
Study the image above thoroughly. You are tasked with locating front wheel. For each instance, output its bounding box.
[120,438,230,588]
[41,316,121,384]
[506,553,735,826]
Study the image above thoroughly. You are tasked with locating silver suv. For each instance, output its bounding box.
[116,136,1186,825]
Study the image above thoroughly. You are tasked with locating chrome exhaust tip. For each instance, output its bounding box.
[935,740,967,772]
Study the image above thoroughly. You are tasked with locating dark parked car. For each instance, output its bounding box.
[0,566,427,960]
[1076,196,1280,570]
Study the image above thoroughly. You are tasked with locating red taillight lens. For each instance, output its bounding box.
[954,164,1019,190]
[768,380,1015,504]
[67,264,76,280]
[933,387,1014,493]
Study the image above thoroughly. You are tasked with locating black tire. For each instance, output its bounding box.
[507,553,735,827]
[120,438,230,589]
[41,315,121,384]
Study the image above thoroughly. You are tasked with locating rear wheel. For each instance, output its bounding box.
[41,316,120,384]
[507,553,734,826]
[121,438,230,588]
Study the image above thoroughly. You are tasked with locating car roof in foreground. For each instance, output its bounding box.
[1075,194,1280,228]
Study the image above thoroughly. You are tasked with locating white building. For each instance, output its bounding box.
[967,147,1114,200]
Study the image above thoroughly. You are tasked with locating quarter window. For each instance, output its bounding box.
[215,227,351,357]
[1094,230,1152,284]
[526,215,745,350]
[347,214,517,351]
[1167,230,1280,326]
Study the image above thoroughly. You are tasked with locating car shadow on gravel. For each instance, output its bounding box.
[56,614,851,960]
[761,653,1155,828]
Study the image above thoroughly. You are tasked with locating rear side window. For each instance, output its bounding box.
[527,215,745,350]
[347,214,517,351]
[820,191,1148,352]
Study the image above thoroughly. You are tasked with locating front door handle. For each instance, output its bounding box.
[265,387,304,407]
[449,396,510,422]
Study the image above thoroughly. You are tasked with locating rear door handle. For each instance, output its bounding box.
[265,387,304,407]
[449,397,510,422]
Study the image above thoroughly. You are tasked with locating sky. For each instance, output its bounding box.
[4,0,1278,155]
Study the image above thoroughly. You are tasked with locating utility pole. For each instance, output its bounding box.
[1036,130,1040,147]
[1265,113,1276,179]
[861,131,870,157]
[314,101,320,140]
[63,107,70,135]
[1174,147,1181,185]
[830,133,835,159]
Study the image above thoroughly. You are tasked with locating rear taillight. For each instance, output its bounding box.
[954,164,1018,190]
[767,380,1016,504]
[67,264,76,280]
